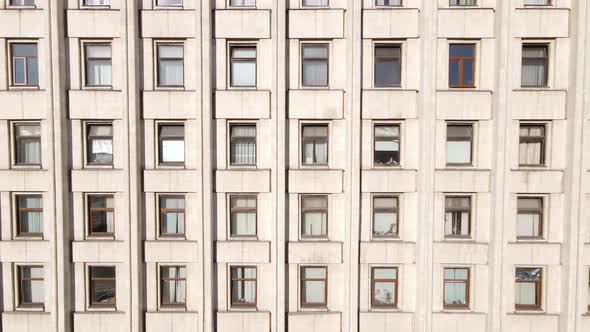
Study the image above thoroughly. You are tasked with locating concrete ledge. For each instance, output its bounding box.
[288,170,343,194]
[361,170,417,193]
[144,240,199,263]
[215,169,271,193]
[437,8,494,38]
[0,241,50,263]
[145,311,199,332]
[505,242,561,265]
[509,170,563,194]
[67,10,121,38]
[434,170,490,193]
[360,241,415,264]
[432,242,488,265]
[141,10,196,38]
[289,9,345,39]
[143,169,200,193]
[2,312,51,332]
[431,312,486,332]
[362,90,418,119]
[362,9,419,39]
[436,91,492,120]
[0,170,50,192]
[288,241,342,264]
[289,90,344,119]
[216,90,270,119]
[359,311,414,332]
[69,90,123,120]
[215,10,271,39]
[511,90,566,120]
[71,169,127,193]
[216,241,270,263]
[72,241,127,263]
[512,8,569,38]
[0,9,45,38]
[217,311,270,332]
[143,91,198,119]
[73,312,127,332]
[0,90,49,119]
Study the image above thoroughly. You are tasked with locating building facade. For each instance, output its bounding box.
[0,0,589,331]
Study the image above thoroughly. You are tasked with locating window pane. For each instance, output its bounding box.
[524,0,549,4]
[158,60,184,86]
[84,0,111,4]
[303,139,327,165]
[449,60,459,86]
[161,197,185,209]
[447,125,472,138]
[302,196,328,209]
[27,57,39,86]
[517,213,540,237]
[522,58,546,87]
[445,268,468,279]
[20,266,43,304]
[304,267,326,278]
[230,197,256,236]
[374,212,398,236]
[302,212,327,236]
[462,59,474,85]
[450,0,476,5]
[230,0,256,5]
[230,126,257,165]
[87,59,112,86]
[161,266,186,304]
[11,0,36,5]
[374,281,396,305]
[302,0,328,6]
[515,282,537,305]
[446,141,471,164]
[450,44,474,57]
[12,44,37,57]
[92,280,116,304]
[159,45,183,58]
[158,0,182,5]
[444,282,466,305]
[16,124,41,165]
[302,60,328,86]
[231,59,256,87]
[373,268,396,279]
[376,0,402,6]
[13,58,26,84]
[18,196,42,234]
[518,197,542,210]
[519,141,542,165]
[446,197,470,209]
[374,46,401,87]
[161,212,185,234]
[516,268,542,280]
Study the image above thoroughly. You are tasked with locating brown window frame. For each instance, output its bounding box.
[370,267,398,308]
[10,42,39,87]
[515,267,542,310]
[14,122,41,167]
[158,123,185,166]
[229,195,257,238]
[300,266,328,307]
[18,265,44,307]
[301,43,329,87]
[300,195,329,239]
[443,267,470,309]
[16,194,43,237]
[516,196,543,240]
[159,265,187,307]
[301,124,329,166]
[156,43,184,88]
[159,195,186,238]
[372,195,399,239]
[229,123,257,166]
[519,124,546,167]
[89,265,116,307]
[86,122,113,166]
[84,43,112,88]
[446,123,473,166]
[444,196,471,238]
[230,266,257,307]
[448,43,476,88]
[229,45,257,88]
[87,194,115,237]
[521,44,549,88]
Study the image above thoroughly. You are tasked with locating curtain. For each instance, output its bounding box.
[162,211,184,234]
[444,212,468,236]
[159,60,183,86]
[446,141,471,164]
[376,0,402,5]
[517,213,539,237]
[303,212,326,236]
[21,196,42,233]
[303,60,328,86]
[231,60,256,86]
[519,142,541,165]
[515,283,536,305]
[85,0,110,4]
[162,267,186,303]
[373,212,397,236]
[231,211,256,236]
[230,126,256,165]
[12,0,35,5]
[87,59,112,86]
[18,139,41,164]
[522,59,545,86]
[375,58,401,86]
[304,280,325,303]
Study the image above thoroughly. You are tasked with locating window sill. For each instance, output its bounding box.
[84,164,115,169]
[16,305,45,312]
[8,86,41,91]
[157,235,187,241]
[13,236,44,241]
[371,236,401,241]
[82,86,115,91]
[228,236,259,241]
[5,6,39,10]
[372,164,402,169]
[86,235,116,241]
[155,86,186,91]
[87,306,117,312]
[442,237,473,242]
[508,309,551,316]
[156,164,187,169]
[11,165,43,170]
[158,304,187,311]
[227,165,259,170]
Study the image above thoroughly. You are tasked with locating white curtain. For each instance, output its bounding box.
[161,198,185,234]
[522,59,545,86]
[303,140,327,164]
[519,142,541,165]
[162,267,186,303]
[232,268,256,303]
[159,60,184,86]
[22,267,43,303]
[303,212,327,236]
[231,60,256,86]
[445,211,469,236]
[231,126,256,165]
[18,139,41,164]
[303,60,328,86]
[85,0,110,4]
[517,213,539,237]
[87,59,112,86]
[515,282,536,305]
[20,196,42,233]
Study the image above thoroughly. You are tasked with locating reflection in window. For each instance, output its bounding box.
[14,123,41,165]
[372,196,399,238]
[374,45,401,87]
[446,124,473,166]
[158,124,185,164]
[515,267,542,309]
[87,123,113,165]
[11,43,38,86]
[443,268,469,308]
[371,267,398,307]
[449,44,475,88]
[89,266,116,307]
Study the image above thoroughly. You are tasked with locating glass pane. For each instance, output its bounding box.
[450,0,476,5]
[159,45,183,58]
[231,61,256,86]
[302,212,327,236]
[90,210,114,233]
[519,142,542,165]
[522,59,546,86]
[303,60,328,86]
[449,44,474,57]
[303,126,328,137]
[449,60,459,86]
[516,268,542,281]
[27,57,38,86]
[303,45,328,58]
[17,138,41,164]
[446,197,470,209]
[524,0,549,4]
[463,59,474,85]
[373,268,396,279]
[447,125,472,138]
[304,267,326,279]
[91,266,115,278]
[231,211,256,236]
[373,197,397,209]
[376,0,402,5]
[159,125,184,137]
[374,281,396,305]
[303,140,327,164]
[87,45,111,58]
[231,125,256,137]
[13,58,26,84]
[161,197,185,209]
[446,141,471,164]
[22,266,43,278]
[517,213,540,237]
[89,138,113,164]
[444,282,467,305]
[302,196,328,209]
[518,198,542,210]
[89,196,112,208]
[304,280,325,303]
[87,59,112,86]
[445,268,468,279]
[232,47,256,58]
[231,140,256,165]
[11,0,36,5]
[232,280,256,303]
[161,140,185,163]
[92,279,116,304]
[157,0,183,5]
[302,0,328,5]
[88,124,112,137]
[515,282,537,305]
[12,44,37,57]
[375,125,399,137]
[22,279,44,303]
[85,0,111,4]
[373,212,398,236]
[375,46,401,58]
[162,212,185,234]
[161,279,186,303]
[230,0,256,5]
[158,60,184,86]
[375,58,401,86]
[161,266,186,278]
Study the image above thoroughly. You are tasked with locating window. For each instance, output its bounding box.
[230,124,256,166]
[300,266,327,307]
[230,45,256,87]
[371,267,398,308]
[374,45,401,87]
[302,124,328,166]
[18,266,43,307]
[86,123,113,165]
[14,123,41,166]
[516,197,543,239]
[89,266,116,307]
[521,44,548,87]
[444,196,470,238]
[160,266,186,306]
[230,195,257,238]
[157,44,184,87]
[449,44,475,88]
[231,266,257,307]
[302,0,328,6]
[524,0,550,5]
[159,196,185,237]
[301,195,328,238]
[230,0,256,6]
[157,0,182,5]
[85,44,112,87]
[375,0,402,5]
[301,44,328,87]
[374,124,400,166]
[84,0,111,5]
[10,43,38,86]
[443,268,469,308]
[515,267,542,310]
[372,196,399,238]
[519,124,545,166]
[446,124,473,166]
[88,195,114,236]
[158,124,185,165]
[16,195,43,237]
[450,0,476,5]
[10,0,35,5]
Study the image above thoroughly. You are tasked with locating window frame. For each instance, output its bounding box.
[300,43,330,88]
[83,42,113,88]
[446,123,474,167]
[443,267,470,309]
[521,43,549,88]
[85,122,114,167]
[158,194,186,238]
[230,265,257,308]
[449,0,477,6]
[9,41,39,88]
[88,265,116,308]
[229,194,258,239]
[370,266,399,308]
[300,123,330,167]
[300,194,329,240]
[15,193,43,238]
[518,123,546,167]
[228,43,257,88]
[157,122,185,166]
[373,44,402,88]
[374,0,403,7]
[444,195,472,239]
[523,0,551,6]
[86,194,115,238]
[155,42,185,88]
[17,265,44,308]
[155,0,183,7]
[228,0,256,7]
[373,123,401,167]
[301,0,329,7]
[228,122,257,167]
[300,266,328,308]
[515,267,543,310]
[516,196,544,240]
[159,265,187,307]
[81,0,111,8]
[7,0,37,8]
[12,121,42,167]
[448,43,476,88]
[372,195,400,239]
